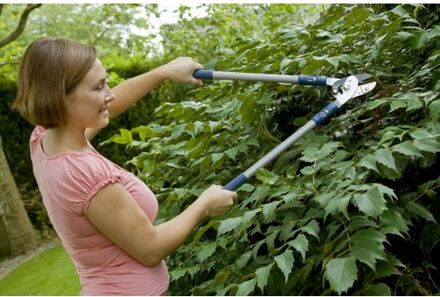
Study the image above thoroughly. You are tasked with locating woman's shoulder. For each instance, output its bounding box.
[50,148,118,177]
[42,148,124,198]
[29,125,46,153]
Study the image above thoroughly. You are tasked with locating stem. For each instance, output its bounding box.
[261,120,281,144]
[427,267,440,292]
[340,217,352,252]
[404,267,430,295]
[412,184,440,203]
[0,4,42,49]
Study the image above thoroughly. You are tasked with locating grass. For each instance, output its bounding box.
[0,244,80,295]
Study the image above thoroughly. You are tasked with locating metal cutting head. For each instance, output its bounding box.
[331,74,376,107]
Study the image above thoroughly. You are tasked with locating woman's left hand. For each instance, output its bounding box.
[159,57,203,86]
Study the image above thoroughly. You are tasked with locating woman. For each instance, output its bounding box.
[12,37,237,295]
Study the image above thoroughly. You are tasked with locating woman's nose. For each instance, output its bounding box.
[104,86,115,103]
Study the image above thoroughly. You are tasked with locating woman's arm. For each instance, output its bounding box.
[85,57,203,141]
[86,183,236,267]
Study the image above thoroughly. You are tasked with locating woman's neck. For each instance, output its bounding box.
[45,125,89,154]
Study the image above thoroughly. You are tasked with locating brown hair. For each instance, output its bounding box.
[12,37,97,128]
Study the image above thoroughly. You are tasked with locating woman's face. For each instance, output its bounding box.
[65,59,114,129]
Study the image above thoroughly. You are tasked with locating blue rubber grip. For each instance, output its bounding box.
[298,75,327,86]
[312,102,339,125]
[193,69,213,79]
[224,173,247,191]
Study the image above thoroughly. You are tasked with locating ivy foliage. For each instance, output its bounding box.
[110,4,440,295]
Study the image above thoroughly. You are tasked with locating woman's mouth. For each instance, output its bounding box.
[99,105,108,113]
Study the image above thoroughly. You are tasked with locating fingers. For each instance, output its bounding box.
[222,187,238,200]
[191,78,203,86]
[200,184,238,217]
[191,62,204,86]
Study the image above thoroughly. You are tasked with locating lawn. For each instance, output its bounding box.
[0,245,80,295]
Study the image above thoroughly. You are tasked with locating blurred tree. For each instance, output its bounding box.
[0,4,39,258]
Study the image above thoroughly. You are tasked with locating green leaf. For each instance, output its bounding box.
[208,121,220,133]
[389,100,407,112]
[289,234,309,260]
[211,153,224,165]
[326,56,339,69]
[241,209,261,227]
[245,186,271,206]
[324,195,351,218]
[352,228,387,244]
[325,257,358,295]
[236,251,252,269]
[300,220,320,239]
[407,201,437,223]
[274,249,295,283]
[429,99,440,122]
[111,128,133,144]
[395,31,415,41]
[262,201,280,221]
[359,154,379,173]
[170,123,188,139]
[366,99,388,110]
[239,184,255,192]
[197,242,217,262]
[392,141,423,157]
[300,147,319,163]
[236,279,256,296]
[193,221,219,243]
[300,165,316,175]
[216,284,237,296]
[418,179,437,194]
[391,5,409,17]
[240,98,257,122]
[376,254,404,278]
[353,187,387,217]
[352,240,385,271]
[255,168,279,185]
[363,283,392,296]
[413,138,440,153]
[218,217,241,235]
[224,147,239,161]
[317,142,340,160]
[405,99,423,111]
[169,265,199,281]
[170,268,188,281]
[380,210,409,237]
[374,183,397,200]
[410,129,434,139]
[375,148,397,172]
[255,263,274,292]
[351,229,386,271]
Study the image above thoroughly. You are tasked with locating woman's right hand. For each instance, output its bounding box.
[196,185,237,217]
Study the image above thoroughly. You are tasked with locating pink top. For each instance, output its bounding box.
[30,126,169,296]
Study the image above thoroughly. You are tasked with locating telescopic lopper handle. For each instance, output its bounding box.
[193,69,328,86]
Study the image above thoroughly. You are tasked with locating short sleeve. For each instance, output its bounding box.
[58,153,124,215]
[30,125,46,155]
[81,170,123,216]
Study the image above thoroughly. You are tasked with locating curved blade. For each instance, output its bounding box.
[351,82,377,99]
[332,73,372,95]
[335,75,359,107]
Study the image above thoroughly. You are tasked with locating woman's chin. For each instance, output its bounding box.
[96,116,110,128]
